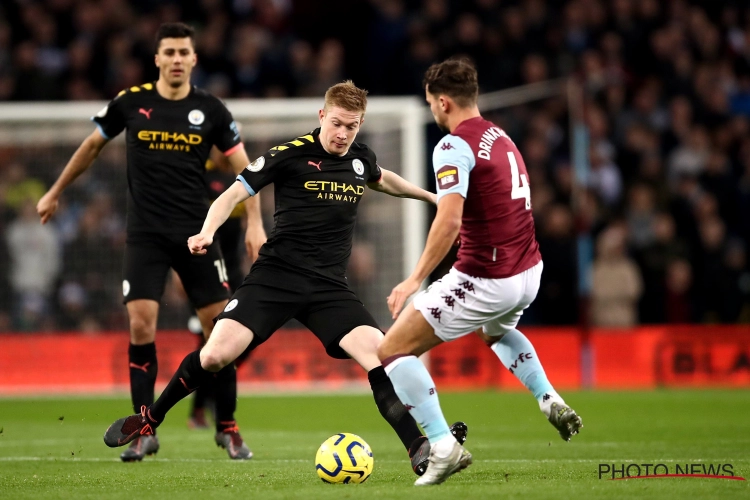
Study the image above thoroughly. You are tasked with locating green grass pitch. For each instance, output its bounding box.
[1,390,749,499]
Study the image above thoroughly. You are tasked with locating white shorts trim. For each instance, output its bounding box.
[413,262,543,342]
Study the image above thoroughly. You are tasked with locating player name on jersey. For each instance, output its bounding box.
[433,117,541,279]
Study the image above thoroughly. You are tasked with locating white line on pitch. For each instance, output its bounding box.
[0,457,744,464]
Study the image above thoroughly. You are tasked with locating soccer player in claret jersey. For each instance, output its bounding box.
[103,80,467,476]
[37,22,266,461]
[378,58,583,486]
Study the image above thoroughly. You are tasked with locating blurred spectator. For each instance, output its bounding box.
[60,199,123,330]
[634,213,689,323]
[56,281,96,331]
[1,0,750,328]
[591,224,643,327]
[667,125,711,185]
[533,204,577,325]
[665,258,695,323]
[5,199,61,330]
[720,239,750,322]
[699,150,738,229]
[305,39,345,97]
[626,183,658,250]
[588,145,623,207]
[694,215,728,322]
[1,163,46,214]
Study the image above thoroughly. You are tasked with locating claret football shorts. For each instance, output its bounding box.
[413,261,543,341]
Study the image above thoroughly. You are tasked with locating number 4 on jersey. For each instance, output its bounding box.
[507,151,531,210]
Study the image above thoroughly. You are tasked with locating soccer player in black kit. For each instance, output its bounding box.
[103,81,467,475]
[187,152,252,429]
[37,23,266,461]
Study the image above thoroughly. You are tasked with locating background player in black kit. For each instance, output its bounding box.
[103,81,467,475]
[37,23,266,461]
[187,151,253,429]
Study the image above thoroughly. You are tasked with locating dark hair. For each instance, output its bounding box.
[423,57,479,107]
[154,22,195,52]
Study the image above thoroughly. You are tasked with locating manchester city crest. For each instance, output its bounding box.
[247,156,265,172]
[188,109,205,125]
[352,159,364,175]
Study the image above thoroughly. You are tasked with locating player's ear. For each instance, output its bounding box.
[154,53,159,67]
[318,109,325,124]
[439,96,450,113]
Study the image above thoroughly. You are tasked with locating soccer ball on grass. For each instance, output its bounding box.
[315,433,373,484]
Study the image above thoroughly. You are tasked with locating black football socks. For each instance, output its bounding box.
[150,350,213,423]
[128,342,158,414]
[368,365,422,450]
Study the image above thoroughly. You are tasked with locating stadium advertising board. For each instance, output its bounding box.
[1,326,749,394]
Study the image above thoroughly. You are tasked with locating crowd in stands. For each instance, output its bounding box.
[1,0,750,331]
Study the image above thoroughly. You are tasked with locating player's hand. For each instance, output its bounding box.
[188,233,213,255]
[387,277,421,320]
[37,191,59,224]
[244,223,267,263]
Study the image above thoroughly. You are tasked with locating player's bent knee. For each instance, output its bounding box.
[376,337,398,362]
[129,318,156,343]
[476,328,504,346]
[199,348,228,373]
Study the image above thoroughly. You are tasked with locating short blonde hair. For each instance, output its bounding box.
[324,80,368,117]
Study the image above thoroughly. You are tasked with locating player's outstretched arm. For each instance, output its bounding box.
[387,193,464,318]
[226,147,267,261]
[37,129,108,224]
[367,168,437,205]
[189,182,250,255]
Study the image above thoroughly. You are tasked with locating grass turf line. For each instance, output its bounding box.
[0,390,749,499]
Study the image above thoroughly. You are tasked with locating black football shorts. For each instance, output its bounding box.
[123,232,230,309]
[216,258,381,359]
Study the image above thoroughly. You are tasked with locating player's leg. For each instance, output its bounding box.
[338,325,424,448]
[189,226,247,428]
[479,262,582,441]
[195,300,239,432]
[337,324,466,475]
[104,263,297,451]
[120,236,171,461]
[379,268,488,485]
[378,303,472,485]
[300,287,457,477]
[299,291,424,451]
[187,318,213,429]
[194,299,253,458]
[103,317,255,448]
[195,225,248,428]
[104,271,300,451]
[125,300,160,411]
[175,240,250,457]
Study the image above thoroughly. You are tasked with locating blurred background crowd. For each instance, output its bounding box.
[1,0,750,332]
